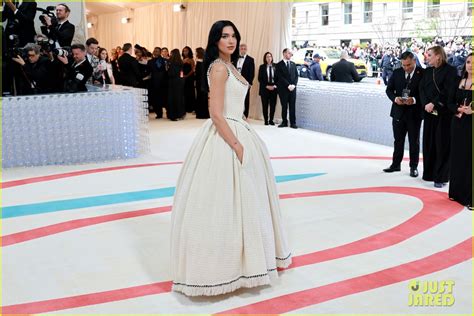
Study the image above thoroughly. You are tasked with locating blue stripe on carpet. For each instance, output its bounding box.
[3,173,325,218]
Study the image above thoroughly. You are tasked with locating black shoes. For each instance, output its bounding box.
[290,124,298,129]
[434,182,444,188]
[269,121,275,126]
[278,123,288,128]
[383,166,401,173]
[410,168,418,178]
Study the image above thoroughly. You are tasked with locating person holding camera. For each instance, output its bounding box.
[57,44,93,93]
[384,52,424,177]
[11,43,54,95]
[2,0,37,47]
[40,3,75,48]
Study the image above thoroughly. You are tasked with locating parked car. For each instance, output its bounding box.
[292,48,367,81]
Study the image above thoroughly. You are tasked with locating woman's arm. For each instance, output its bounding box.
[208,63,244,162]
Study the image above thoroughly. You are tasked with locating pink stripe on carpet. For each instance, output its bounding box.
[1,187,463,313]
[216,237,473,314]
[1,162,182,189]
[3,156,411,189]
[2,206,171,246]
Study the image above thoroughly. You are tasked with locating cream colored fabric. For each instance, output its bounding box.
[90,2,293,119]
[170,60,291,296]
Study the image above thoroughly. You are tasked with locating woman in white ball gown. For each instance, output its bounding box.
[170,20,292,296]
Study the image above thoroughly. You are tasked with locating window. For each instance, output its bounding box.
[427,0,440,18]
[343,0,352,24]
[363,0,373,23]
[468,0,473,16]
[321,4,329,26]
[402,0,413,19]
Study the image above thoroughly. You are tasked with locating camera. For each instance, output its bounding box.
[53,47,70,57]
[5,34,26,59]
[35,35,55,52]
[38,6,57,26]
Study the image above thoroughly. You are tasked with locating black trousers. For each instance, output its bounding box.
[279,89,297,125]
[243,89,250,118]
[260,90,277,123]
[391,117,422,169]
[422,112,452,183]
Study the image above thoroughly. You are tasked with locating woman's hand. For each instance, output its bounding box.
[234,143,244,164]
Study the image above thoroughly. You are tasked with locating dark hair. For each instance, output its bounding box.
[98,47,109,62]
[283,48,289,54]
[196,47,205,59]
[182,46,194,59]
[161,47,169,52]
[263,52,273,65]
[85,37,99,46]
[57,3,70,13]
[203,20,241,92]
[461,52,473,79]
[71,44,86,51]
[122,43,132,52]
[400,51,414,60]
[169,48,183,66]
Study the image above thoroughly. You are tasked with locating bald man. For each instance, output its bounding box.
[330,51,361,83]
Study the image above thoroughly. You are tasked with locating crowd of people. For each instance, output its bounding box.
[382,48,472,210]
[295,36,471,84]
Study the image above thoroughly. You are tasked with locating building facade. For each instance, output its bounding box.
[292,0,472,47]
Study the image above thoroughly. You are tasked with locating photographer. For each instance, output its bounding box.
[57,44,93,93]
[2,0,37,46]
[40,3,75,48]
[11,43,54,95]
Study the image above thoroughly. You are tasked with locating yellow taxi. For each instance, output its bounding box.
[292,48,367,80]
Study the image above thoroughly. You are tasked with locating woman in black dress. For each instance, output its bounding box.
[258,52,278,125]
[448,53,472,210]
[182,46,196,113]
[167,49,185,121]
[194,47,210,119]
[419,46,459,188]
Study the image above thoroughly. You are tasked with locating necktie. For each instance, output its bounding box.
[57,23,62,30]
[269,66,273,83]
[405,74,411,86]
[287,61,291,72]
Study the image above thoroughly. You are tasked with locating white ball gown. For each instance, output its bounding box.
[170,59,292,296]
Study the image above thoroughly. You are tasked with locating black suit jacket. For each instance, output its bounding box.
[258,63,276,96]
[2,0,37,47]
[330,59,361,83]
[236,55,255,85]
[64,59,93,93]
[275,60,298,95]
[41,20,75,47]
[386,67,424,120]
[118,53,141,87]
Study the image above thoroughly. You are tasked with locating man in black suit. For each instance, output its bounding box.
[275,48,298,129]
[236,43,255,118]
[2,0,37,95]
[118,43,141,87]
[2,0,37,47]
[41,3,75,47]
[57,44,93,93]
[147,47,168,119]
[331,51,361,83]
[384,51,424,177]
